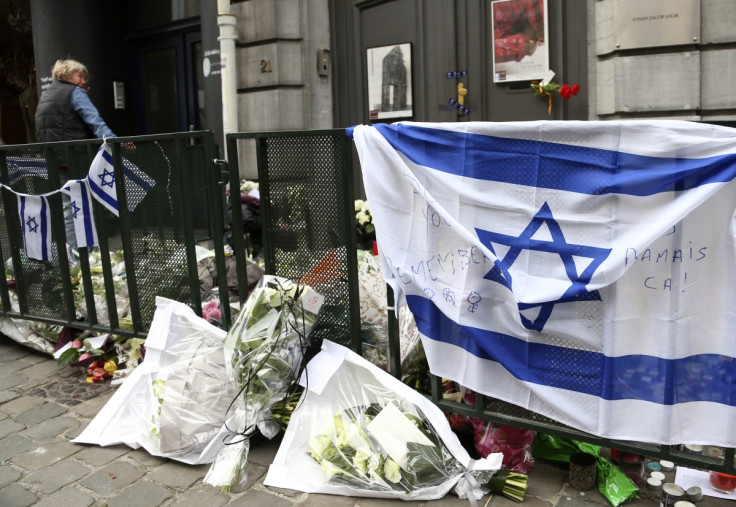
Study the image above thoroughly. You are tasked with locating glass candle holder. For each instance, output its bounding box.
[709,472,736,495]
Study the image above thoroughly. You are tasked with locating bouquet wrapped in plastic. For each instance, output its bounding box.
[73,297,233,465]
[143,325,233,456]
[264,340,503,502]
[204,275,323,491]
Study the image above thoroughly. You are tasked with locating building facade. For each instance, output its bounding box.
[16,0,736,162]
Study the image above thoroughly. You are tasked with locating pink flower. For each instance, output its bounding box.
[71,340,82,348]
[78,353,91,362]
[202,300,222,323]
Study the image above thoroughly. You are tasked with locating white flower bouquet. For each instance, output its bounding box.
[72,298,233,465]
[354,199,374,236]
[264,341,503,501]
[143,324,234,456]
[204,275,323,491]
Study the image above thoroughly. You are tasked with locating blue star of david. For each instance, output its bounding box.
[475,202,611,332]
[71,200,81,219]
[99,168,115,188]
[26,216,39,234]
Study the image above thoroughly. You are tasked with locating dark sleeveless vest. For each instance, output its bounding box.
[35,80,93,142]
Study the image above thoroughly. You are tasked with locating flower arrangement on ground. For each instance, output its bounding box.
[239,179,259,195]
[308,402,460,492]
[204,275,323,491]
[355,199,374,236]
[86,359,117,383]
[264,341,503,502]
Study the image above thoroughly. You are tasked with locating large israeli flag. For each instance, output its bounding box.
[352,121,736,446]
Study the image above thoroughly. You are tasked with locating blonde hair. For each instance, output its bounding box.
[51,59,89,81]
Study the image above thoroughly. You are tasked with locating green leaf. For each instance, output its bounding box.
[57,347,81,367]
[404,442,449,487]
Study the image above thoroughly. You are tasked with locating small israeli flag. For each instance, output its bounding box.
[18,194,53,261]
[87,142,155,216]
[5,156,47,184]
[87,143,119,215]
[61,179,98,248]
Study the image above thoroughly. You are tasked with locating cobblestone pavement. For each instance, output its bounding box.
[0,334,731,507]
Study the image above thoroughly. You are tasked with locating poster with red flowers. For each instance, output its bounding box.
[491,0,549,83]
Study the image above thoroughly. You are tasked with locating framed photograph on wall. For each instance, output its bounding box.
[366,43,413,120]
[491,0,549,83]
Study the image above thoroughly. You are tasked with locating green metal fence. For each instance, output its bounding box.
[0,131,236,340]
[226,130,362,351]
[2,128,733,475]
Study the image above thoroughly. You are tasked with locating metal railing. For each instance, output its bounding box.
[1,128,732,475]
[0,131,236,338]
[226,130,362,350]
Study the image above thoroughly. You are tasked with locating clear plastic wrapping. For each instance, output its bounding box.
[73,297,232,464]
[264,340,503,501]
[204,275,323,490]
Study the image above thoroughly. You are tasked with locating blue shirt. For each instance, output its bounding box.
[70,87,116,139]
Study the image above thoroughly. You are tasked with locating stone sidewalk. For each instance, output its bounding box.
[0,334,730,506]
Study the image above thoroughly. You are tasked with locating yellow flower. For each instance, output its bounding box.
[104,360,118,375]
[85,377,94,383]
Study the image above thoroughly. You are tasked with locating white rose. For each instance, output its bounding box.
[383,458,402,483]
[353,449,370,473]
[321,459,342,479]
[309,434,332,461]
[367,452,382,474]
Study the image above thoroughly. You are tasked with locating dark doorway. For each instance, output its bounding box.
[132,30,204,135]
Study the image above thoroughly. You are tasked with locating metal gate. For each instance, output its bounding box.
[2,128,733,475]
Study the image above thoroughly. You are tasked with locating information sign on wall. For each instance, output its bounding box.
[613,0,700,51]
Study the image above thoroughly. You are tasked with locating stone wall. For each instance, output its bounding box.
[230,0,333,178]
[588,0,736,122]
[231,0,332,131]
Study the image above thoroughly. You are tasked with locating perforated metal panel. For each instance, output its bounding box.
[228,130,361,350]
[108,138,197,328]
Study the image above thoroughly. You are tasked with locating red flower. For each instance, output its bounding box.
[571,83,580,96]
[559,84,572,100]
